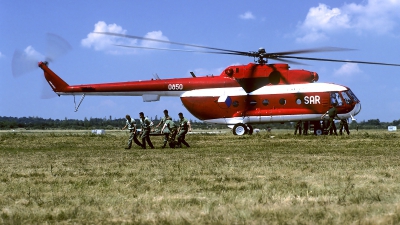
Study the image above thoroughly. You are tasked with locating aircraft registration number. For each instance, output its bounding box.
[168,84,183,90]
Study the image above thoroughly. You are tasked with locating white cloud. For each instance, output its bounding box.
[81,21,169,54]
[239,11,255,20]
[24,46,44,59]
[0,51,4,58]
[333,63,362,78]
[141,31,170,48]
[295,32,328,43]
[296,0,400,43]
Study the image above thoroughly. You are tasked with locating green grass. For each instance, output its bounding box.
[0,130,400,224]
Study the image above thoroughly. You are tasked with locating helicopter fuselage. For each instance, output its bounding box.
[39,61,360,135]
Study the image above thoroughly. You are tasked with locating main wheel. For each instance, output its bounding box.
[315,129,323,135]
[233,123,248,136]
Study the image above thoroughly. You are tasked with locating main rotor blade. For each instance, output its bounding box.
[114,44,244,55]
[95,32,249,55]
[268,47,353,56]
[279,55,400,67]
[270,57,308,65]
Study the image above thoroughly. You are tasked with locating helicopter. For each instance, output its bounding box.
[13,33,400,135]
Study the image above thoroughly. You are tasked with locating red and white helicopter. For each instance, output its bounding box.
[13,33,400,135]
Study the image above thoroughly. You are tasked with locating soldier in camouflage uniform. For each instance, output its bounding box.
[176,112,191,148]
[121,114,142,149]
[321,103,339,135]
[139,112,154,149]
[160,116,178,148]
[294,120,302,135]
[156,109,170,129]
[339,118,350,135]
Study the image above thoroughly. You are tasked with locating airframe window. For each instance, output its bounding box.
[330,92,343,106]
[347,89,359,102]
[296,98,302,105]
[279,98,286,105]
[341,91,353,104]
[232,101,239,107]
[262,99,269,106]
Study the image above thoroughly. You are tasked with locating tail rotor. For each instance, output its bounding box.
[11,33,71,98]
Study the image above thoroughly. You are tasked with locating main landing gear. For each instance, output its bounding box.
[232,123,253,135]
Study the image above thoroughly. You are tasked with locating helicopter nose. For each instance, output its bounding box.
[353,102,361,116]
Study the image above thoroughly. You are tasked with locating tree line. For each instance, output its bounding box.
[0,116,227,130]
[0,116,398,130]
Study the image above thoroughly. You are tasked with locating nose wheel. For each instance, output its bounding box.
[232,123,254,135]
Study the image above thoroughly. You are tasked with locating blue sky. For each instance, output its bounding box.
[1,0,400,122]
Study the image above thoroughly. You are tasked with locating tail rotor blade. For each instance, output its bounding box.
[11,49,40,77]
[45,33,72,62]
[40,77,57,99]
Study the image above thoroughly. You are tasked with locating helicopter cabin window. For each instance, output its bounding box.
[296,98,302,105]
[341,91,353,104]
[262,99,269,106]
[236,68,239,73]
[347,89,359,102]
[330,92,343,106]
[232,100,239,107]
[279,98,286,105]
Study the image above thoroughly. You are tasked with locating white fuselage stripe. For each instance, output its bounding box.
[202,102,361,125]
[56,91,185,97]
[181,83,347,97]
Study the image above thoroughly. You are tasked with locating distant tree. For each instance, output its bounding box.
[367,119,380,126]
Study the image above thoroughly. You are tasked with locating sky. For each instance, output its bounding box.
[1,0,400,123]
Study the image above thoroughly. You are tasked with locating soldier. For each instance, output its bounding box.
[321,103,339,135]
[339,118,350,135]
[156,109,170,129]
[294,120,302,135]
[302,121,309,135]
[121,114,142,149]
[176,112,191,148]
[139,112,154,149]
[160,117,178,148]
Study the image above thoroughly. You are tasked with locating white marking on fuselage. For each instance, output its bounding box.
[304,95,320,104]
[202,102,361,125]
[181,83,347,97]
[56,91,185,97]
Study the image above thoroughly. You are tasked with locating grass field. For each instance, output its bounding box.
[0,129,400,224]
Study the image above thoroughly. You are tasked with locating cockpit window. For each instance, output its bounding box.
[341,91,353,104]
[347,89,359,102]
[330,92,343,106]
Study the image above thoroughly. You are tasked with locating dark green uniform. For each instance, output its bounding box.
[125,118,142,149]
[177,117,190,148]
[339,119,350,135]
[140,116,154,149]
[294,120,302,135]
[162,118,178,148]
[327,106,338,135]
[302,121,309,135]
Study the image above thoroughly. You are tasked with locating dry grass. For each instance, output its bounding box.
[1,129,400,224]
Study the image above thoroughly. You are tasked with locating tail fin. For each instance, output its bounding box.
[38,61,69,93]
